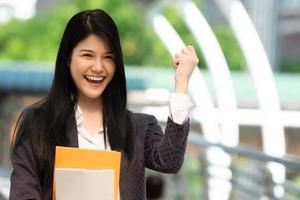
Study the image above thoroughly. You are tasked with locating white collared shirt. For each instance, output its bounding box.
[76,92,193,150]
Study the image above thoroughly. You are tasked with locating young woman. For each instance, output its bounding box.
[9,9,198,200]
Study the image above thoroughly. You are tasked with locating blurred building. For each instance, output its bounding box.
[280,0,300,65]
[204,0,300,71]
[35,0,62,12]
[0,0,64,23]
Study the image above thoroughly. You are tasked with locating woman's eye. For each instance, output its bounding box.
[82,54,92,57]
[104,54,115,59]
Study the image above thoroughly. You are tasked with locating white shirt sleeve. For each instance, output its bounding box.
[169,92,193,125]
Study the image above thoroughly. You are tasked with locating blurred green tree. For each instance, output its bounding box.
[163,6,245,70]
[0,0,247,70]
[0,4,78,61]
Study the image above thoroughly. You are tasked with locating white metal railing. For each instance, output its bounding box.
[132,0,300,199]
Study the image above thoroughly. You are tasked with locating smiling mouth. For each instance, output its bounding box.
[84,75,105,84]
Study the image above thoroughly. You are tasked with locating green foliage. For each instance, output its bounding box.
[163,6,245,70]
[0,0,246,70]
[213,25,245,70]
[95,0,171,66]
[163,6,206,69]
[0,4,78,61]
[280,60,300,73]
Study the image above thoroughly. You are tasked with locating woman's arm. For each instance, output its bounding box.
[10,137,43,200]
[9,112,43,200]
[144,115,189,173]
[144,45,198,173]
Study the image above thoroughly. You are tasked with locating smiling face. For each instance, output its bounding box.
[70,34,116,103]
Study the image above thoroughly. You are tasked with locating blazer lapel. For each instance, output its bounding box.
[66,113,79,147]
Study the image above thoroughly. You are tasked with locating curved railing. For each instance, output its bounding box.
[132,0,300,199]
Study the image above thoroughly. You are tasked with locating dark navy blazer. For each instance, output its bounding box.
[9,110,189,200]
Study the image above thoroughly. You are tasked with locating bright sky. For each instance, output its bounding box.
[0,0,37,23]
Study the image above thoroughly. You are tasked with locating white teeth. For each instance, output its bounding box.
[85,75,105,81]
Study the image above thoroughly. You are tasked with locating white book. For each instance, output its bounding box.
[55,168,115,200]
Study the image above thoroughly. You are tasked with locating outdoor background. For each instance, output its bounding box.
[1,0,300,199]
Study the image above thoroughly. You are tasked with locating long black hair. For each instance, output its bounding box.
[11,9,134,169]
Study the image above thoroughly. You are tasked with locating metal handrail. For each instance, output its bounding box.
[183,132,300,199]
[188,132,300,172]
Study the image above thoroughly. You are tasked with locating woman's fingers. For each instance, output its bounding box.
[174,57,180,63]
[175,52,183,59]
[173,45,199,68]
[187,44,195,52]
[173,52,183,68]
[181,44,195,55]
[173,44,199,81]
[173,58,180,68]
[181,48,190,55]
[176,45,198,66]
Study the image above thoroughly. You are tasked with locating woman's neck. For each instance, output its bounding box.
[77,95,103,134]
[77,95,103,114]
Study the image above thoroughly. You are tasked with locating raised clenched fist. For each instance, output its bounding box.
[173,45,199,94]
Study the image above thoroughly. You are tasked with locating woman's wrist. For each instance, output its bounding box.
[175,78,189,94]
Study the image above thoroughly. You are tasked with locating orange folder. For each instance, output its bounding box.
[52,146,121,200]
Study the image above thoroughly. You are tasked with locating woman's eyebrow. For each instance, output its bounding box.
[79,49,94,53]
[79,49,113,54]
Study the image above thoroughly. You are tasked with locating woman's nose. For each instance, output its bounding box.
[91,59,103,72]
